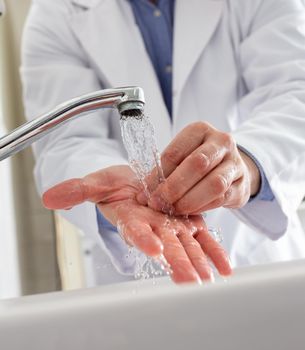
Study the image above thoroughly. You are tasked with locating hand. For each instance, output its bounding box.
[137,122,261,215]
[43,165,232,283]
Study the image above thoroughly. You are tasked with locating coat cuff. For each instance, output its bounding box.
[237,144,275,202]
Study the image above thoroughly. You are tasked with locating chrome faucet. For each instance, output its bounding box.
[0,86,145,161]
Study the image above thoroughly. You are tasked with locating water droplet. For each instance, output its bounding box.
[208,227,223,243]
[119,113,224,284]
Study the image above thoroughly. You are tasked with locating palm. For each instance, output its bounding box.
[43,165,232,283]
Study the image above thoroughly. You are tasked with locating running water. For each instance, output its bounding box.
[120,113,173,280]
[119,113,223,281]
[120,113,165,199]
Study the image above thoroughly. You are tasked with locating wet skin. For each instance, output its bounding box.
[43,165,232,284]
[137,122,260,215]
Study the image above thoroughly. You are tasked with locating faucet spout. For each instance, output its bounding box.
[0,86,145,161]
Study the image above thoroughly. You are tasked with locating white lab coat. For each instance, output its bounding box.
[21,0,305,280]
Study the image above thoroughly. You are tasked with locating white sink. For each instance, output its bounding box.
[1,259,305,350]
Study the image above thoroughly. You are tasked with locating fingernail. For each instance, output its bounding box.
[221,257,233,276]
[136,191,148,205]
[228,257,233,269]
[156,254,171,273]
[210,272,215,283]
[227,257,234,274]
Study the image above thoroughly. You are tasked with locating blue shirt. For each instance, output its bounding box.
[129,0,174,116]
[97,0,274,234]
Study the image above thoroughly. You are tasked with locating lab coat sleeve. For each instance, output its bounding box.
[237,145,275,202]
[21,0,128,253]
[231,0,305,239]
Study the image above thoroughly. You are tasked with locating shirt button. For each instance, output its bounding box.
[154,9,162,17]
[165,65,172,74]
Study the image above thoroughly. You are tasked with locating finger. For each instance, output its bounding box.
[188,197,225,215]
[137,123,218,206]
[160,122,212,177]
[157,227,201,284]
[222,177,250,209]
[43,178,88,209]
[195,227,232,276]
[121,220,164,257]
[42,169,112,209]
[148,141,227,210]
[189,178,248,214]
[137,124,209,206]
[136,122,211,204]
[43,167,128,209]
[178,231,214,281]
[174,160,241,215]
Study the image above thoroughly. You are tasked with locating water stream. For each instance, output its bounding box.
[120,114,172,280]
[119,113,223,281]
[120,113,165,199]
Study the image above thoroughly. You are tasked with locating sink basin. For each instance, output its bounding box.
[1,259,305,350]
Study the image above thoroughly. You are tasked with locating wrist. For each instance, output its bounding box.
[239,151,261,196]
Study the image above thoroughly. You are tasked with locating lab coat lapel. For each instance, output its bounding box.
[173,0,223,116]
[69,0,172,150]
[71,0,102,8]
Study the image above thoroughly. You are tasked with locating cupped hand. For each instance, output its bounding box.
[137,122,261,215]
[43,165,232,283]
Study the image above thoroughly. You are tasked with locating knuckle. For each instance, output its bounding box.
[211,175,228,195]
[190,121,211,133]
[220,132,235,149]
[224,188,233,201]
[190,152,210,172]
[209,143,221,158]
[163,146,182,166]
[232,188,248,208]
[186,121,212,138]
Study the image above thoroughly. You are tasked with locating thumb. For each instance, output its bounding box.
[42,178,89,210]
[42,166,133,210]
